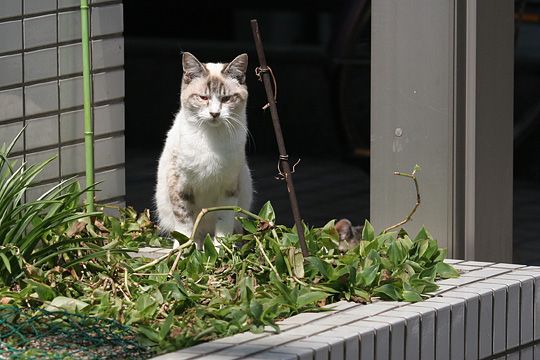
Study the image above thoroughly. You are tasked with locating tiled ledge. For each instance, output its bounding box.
[150,259,540,360]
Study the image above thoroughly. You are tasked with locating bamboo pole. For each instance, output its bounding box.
[80,0,94,212]
[250,19,309,257]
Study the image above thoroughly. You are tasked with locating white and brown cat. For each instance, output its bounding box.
[155,52,253,247]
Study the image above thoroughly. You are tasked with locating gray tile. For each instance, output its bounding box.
[304,335,345,360]
[95,167,125,200]
[468,282,508,355]
[60,142,84,175]
[59,42,82,76]
[438,291,479,360]
[443,259,464,264]
[325,300,361,312]
[510,270,540,341]
[210,343,269,358]
[0,121,24,152]
[460,268,511,279]
[459,261,495,267]
[278,311,334,325]
[425,284,456,296]
[489,263,527,270]
[25,115,58,150]
[408,302,451,360]
[396,306,435,360]
[25,81,58,116]
[363,316,406,360]
[249,350,298,360]
[60,103,124,143]
[320,328,360,360]
[58,10,81,42]
[266,346,313,360]
[92,37,124,69]
[339,325,375,360]
[520,347,534,360]
[59,76,83,109]
[283,340,329,360]
[482,277,521,349]
[93,70,124,102]
[426,297,465,360]
[348,320,390,360]
[452,264,483,273]
[498,273,535,344]
[0,87,23,121]
[0,54,22,87]
[91,4,123,37]
[24,14,56,48]
[249,333,303,347]
[24,48,57,82]
[58,0,79,9]
[379,310,420,360]
[94,135,124,168]
[0,0,22,20]
[448,287,493,359]
[436,276,482,287]
[314,313,372,327]
[212,331,268,345]
[0,20,22,53]
[25,148,59,182]
[25,180,59,202]
[284,324,333,336]
[95,102,124,134]
[342,303,399,316]
[24,0,56,14]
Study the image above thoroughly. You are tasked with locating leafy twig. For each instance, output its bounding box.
[383,165,421,234]
[254,235,282,281]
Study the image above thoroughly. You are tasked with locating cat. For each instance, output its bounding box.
[155,52,253,248]
[335,219,363,253]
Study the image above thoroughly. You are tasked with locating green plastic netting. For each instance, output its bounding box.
[0,306,153,359]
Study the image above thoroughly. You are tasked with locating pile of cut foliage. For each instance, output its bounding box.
[0,133,458,358]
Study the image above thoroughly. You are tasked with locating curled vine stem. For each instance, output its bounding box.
[382,165,421,234]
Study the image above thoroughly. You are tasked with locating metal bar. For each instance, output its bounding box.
[250,19,309,257]
[80,0,94,212]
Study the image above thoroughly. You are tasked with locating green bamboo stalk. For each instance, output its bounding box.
[80,0,94,212]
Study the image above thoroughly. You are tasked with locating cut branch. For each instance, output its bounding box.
[382,166,421,234]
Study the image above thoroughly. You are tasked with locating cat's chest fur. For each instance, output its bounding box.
[174,127,242,189]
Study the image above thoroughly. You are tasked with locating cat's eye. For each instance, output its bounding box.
[198,95,209,101]
[221,95,232,103]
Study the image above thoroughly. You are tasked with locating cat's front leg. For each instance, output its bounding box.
[214,187,239,241]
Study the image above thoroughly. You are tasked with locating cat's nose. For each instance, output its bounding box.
[210,112,220,118]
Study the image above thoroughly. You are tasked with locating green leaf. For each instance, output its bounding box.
[388,241,405,266]
[170,231,189,244]
[137,325,161,343]
[46,296,89,312]
[0,252,11,273]
[360,264,379,286]
[362,220,375,241]
[373,284,400,301]
[203,234,218,265]
[402,290,423,302]
[237,217,257,234]
[435,262,459,278]
[159,312,175,340]
[249,299,263,321]
[414,226,432,242]
[288,248,304,279]
[258,201,276,222]
[296,291,328,308]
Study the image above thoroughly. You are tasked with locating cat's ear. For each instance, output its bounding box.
[222,53,248,84]
[182,52,207,83]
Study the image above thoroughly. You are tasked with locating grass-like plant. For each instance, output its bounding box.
[0,131,98,285]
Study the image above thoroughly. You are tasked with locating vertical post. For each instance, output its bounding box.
[250,19,309,257]
[80,0,94,212]
[464,0,513,261]
[371,0,513,261]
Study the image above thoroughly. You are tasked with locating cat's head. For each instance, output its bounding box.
[180,52,248,127]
